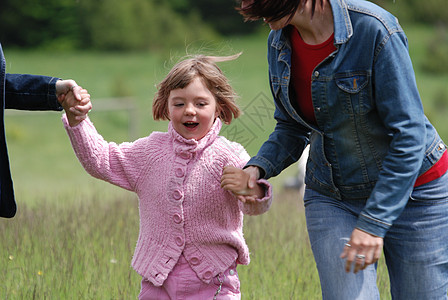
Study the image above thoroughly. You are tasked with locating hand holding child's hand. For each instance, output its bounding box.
[221,166,263,203]
[61,87,92,127]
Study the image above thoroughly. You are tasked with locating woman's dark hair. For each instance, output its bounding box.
[237,0,323,22]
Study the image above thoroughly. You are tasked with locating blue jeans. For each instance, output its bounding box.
[304,171,448,300]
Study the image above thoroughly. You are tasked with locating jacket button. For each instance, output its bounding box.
[438,143,445,151]
[314,71,320,78]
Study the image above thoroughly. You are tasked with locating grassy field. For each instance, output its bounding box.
[1,24,447,299]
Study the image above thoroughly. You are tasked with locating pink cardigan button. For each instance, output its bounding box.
[179,152,191,160]
[173,190,183,200]
[190,257,200,265]
[203,271,213,280]
[175,168,184,177]
[173,214,182,224]
[175,237,184,247]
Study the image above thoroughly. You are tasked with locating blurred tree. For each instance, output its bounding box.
[421,25,448,74]
[1,0,445,51]
[372,0,448,75]
[163,0,262,36]
[76,0,218,51]
[0,0,80,50]
[371,0,447,25]
[0,0,218,51]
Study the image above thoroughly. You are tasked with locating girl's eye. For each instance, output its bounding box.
[174,103,184,107]
[197,102,207,107]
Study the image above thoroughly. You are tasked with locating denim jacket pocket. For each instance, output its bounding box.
[335,72,372,115]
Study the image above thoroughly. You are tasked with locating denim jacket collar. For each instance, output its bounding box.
[270,0,352,52]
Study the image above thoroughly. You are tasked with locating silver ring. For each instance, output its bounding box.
[344,243,351,247]
[70,85,78,91]
[356,254,366,260]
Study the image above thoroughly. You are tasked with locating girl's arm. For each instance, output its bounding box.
[61,92,149,192]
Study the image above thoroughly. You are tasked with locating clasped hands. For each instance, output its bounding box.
[221,165,263,203]
[56,80,92,127]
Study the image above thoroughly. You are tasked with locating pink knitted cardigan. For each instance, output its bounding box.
[62,115,272,286]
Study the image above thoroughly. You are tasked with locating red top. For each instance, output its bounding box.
[289,26,448,187]
[290,27,336,125]
[414,150,448,187]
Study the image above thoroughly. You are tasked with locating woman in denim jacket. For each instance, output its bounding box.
[238,0,448,298]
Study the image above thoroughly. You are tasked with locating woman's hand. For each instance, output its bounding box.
[340,228,383,273]
[56,80,81,103]
[243,166,260,189]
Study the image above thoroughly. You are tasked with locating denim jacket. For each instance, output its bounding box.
[246,0,447,237]
[0,43,61,218]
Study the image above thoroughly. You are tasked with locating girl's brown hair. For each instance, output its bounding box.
[152,53,242,125]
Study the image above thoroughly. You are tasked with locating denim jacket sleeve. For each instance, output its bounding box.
[355,29,426,237]
[246,32,311,179]
[5,73,62,111]
[246,111,310,179]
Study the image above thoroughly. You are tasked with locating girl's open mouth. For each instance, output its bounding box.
[183,122,199,128]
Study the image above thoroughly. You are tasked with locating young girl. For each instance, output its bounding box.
[61,54,272,299]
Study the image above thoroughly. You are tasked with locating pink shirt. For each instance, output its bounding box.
[62,115,272,286]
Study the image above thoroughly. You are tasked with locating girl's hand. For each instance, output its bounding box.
[221,166,252,195]
[61,88,92,127]
[340,228,383,273]
[221,166,264,203]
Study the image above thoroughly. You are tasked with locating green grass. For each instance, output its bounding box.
[0,196,141,299]
[1,24,447,299]
[1,189,395,299]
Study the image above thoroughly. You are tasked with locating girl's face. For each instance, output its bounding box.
[168,76,219,140]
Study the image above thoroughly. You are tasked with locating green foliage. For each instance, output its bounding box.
[0,0,219,51]
[1,0,446,52]
[421,25,448,74]
[371,0,448,25]
[76,0,218,51]
[164,0,262,35]
[0,0,80,50]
